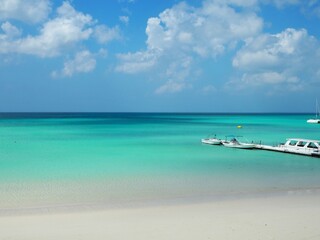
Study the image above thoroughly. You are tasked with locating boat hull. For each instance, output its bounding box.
[307,119,320,124]
[222,142,255,149]
[201,138,222,145]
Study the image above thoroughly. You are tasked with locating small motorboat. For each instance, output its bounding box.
[201,134,222,145]
[222,137,256,149]
[201,138,222,145]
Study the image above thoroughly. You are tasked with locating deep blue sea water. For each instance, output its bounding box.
[0,113,320,210]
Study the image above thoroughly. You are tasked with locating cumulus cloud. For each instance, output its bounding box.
[229,28,320,92]
[94,25,121,44]
[1,21,21,39]
[144,1,262,56]
[0,1,120,59]
[115,48,162,73]
[52,50,96,77]
[0,2,93,57]
[0,0,51,24]
[116,0,263,93]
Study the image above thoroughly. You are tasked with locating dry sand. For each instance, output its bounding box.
[1,192,320,240]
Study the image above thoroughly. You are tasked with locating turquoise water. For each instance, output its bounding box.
[0,113,320,209]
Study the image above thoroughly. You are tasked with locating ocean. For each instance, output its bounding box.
[0,113,320,211]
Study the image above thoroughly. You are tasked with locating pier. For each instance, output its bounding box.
[202,137,320,157]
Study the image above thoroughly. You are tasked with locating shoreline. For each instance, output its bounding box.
[1,191,320,240]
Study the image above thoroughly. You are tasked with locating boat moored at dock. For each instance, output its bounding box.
[201,134,223,145]
[201,138,222,145]
[222,136,256,149]
[256,138,320,157]
[202,135,320,157]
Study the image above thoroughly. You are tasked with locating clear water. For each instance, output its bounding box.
[0,113,320,209]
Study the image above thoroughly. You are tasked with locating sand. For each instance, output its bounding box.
[1,192,320,240]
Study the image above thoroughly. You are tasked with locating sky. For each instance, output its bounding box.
[0,0,320,112]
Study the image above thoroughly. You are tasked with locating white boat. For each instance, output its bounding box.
[278,138,320,157]
[222,137,256,149]
[201,134,222,145]
[201,138,222,145]
[307,119,320,123]
[257,138,320,157]
[307,99,320,124]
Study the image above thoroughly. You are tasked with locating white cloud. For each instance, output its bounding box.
[94,25,121,44]
[115,48,162,73]
[116,0,263,93]
[1,21,21,39]
[155,55,193,94]
[230,28,320,91]
[155,81,191,94]
[0,1,94,57]
[234,28,310,70]
[0,1,120,59]
[202,0,304,8]
[225,72,305,94]
[52,50,96,77]
[240,72,294,85]
[0,0,51,24]
[119,16,129,25]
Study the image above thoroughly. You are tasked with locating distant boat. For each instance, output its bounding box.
[307,119,320,124]
[222,136,256,149]
[201,134,222,145]
[307,99,320,124]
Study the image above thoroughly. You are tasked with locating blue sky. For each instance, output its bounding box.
[0,0,320,112]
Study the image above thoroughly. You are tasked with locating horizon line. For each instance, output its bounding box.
[0,111,315,114]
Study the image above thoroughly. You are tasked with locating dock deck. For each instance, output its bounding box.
[254,144,320,157]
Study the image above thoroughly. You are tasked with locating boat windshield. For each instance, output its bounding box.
[297,141,307,147]
[230,138,239,144]
[288,140,298,146]
[307,142,318,149]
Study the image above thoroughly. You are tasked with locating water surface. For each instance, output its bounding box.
[0,113,319,210]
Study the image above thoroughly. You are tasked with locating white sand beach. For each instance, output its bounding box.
[1,192,320,240]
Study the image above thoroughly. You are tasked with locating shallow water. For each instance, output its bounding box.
[0,113,320,209]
